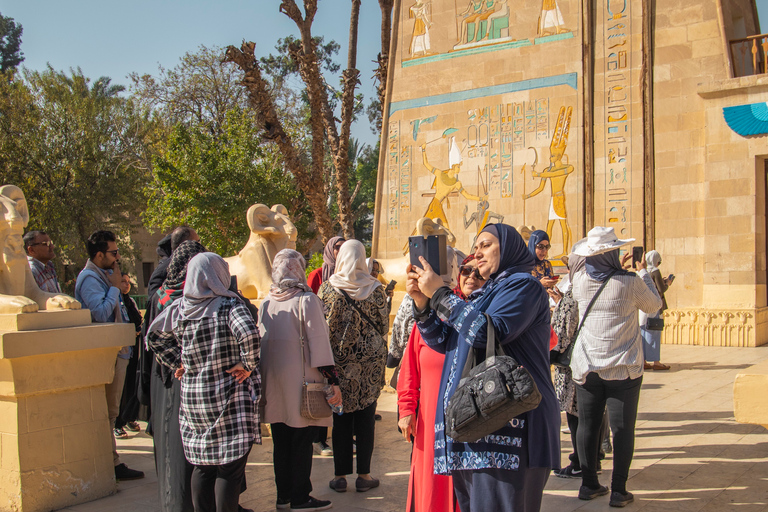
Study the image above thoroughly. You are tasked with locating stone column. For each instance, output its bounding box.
[0,310,135,512]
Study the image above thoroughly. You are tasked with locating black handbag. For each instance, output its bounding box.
[445,313,542,443]
[646,316,665,331]
[550,270,616,369]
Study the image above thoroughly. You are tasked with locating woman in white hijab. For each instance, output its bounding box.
[318,240,389,494]
[639,250,672,370]
[259,249,341,510]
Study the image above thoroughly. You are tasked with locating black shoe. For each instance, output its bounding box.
[610,491,634,507]
[291,497,332,510]
[125,421,141,432]
[578,484,609,500]
[356,476,380,492]
[553,465,582,478]
[374,413,382,421]
[276,498,290,510]
[237,506,254,512]
[328,477,347,493]
[114,463,145,481]
[113,427,128,439]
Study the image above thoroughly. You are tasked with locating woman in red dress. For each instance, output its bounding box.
[397,255,484,512]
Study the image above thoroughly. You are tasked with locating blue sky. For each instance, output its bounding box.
[4,0,768,146]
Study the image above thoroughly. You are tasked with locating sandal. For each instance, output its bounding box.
[652,362,670,371]
[644,362,653,370]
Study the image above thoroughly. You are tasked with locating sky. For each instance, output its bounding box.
[3,0,768,147]
[1,0,385,145]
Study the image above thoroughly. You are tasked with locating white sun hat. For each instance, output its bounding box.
[571,226,635,257]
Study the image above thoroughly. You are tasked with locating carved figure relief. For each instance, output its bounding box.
[537,0,569,36]
[409,1,434,57]
[0,185,80,314]
[521,106,574,257]
[455,0,511,50]
[224,204,297,300]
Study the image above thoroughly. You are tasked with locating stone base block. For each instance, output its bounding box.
[733,359,768,430]
[660,307,768,347]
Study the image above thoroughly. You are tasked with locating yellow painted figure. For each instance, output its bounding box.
[420,141,485,230]
[409,1,432,56]
[523,106,574,258]
[538,0,568,36]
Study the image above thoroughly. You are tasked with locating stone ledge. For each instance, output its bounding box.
[733,359,768,429]
[0,310,92,332]
[697,74,768,98]
[0,323,134,359]
[661,307,768,347]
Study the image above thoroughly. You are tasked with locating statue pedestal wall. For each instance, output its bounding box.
[0,310,135,512]
[734,359,768,431]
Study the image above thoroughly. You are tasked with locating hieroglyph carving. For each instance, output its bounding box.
[224,204,297,300]
[0,185,81,314]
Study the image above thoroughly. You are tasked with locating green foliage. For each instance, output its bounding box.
[305,251,324,277]
[0,67,156,287]
[351,142,379,243]
[0,12,23,72]
[145,108,311,257]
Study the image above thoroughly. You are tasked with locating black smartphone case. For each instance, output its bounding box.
[409,235,447,275]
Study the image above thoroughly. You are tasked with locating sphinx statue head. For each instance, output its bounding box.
[0,185,80,314]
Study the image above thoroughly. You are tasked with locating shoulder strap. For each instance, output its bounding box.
[338,289,379,331]
[298,293,308,384]
[460,312,496,379]
[572,270,617,343]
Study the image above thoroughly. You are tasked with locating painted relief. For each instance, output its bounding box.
[381,75,579,255]
[403,0,574,66]
[454,0,512,50]
[538,0,569,36]
[522,106,574,257]
[409,1,433,57]
[602,0,633,237]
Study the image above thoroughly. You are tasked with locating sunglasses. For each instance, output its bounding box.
[536,243,551,250]
[459,265,484,281]
[30,240,54,247]
[104,249,120,256]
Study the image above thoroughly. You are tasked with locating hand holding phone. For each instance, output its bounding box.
[632,246,644,267]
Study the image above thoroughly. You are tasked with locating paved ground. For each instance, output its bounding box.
[58,344,768,512]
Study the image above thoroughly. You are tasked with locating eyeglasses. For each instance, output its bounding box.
[104,249,119,256]
[30,241,54,247]
[536,243,551,250]
[459,265,484,281]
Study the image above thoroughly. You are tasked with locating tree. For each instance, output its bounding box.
[0,13,23,72]
[226,0,371,244]
[145,108,311,256]
[0,67,157,281]
[368,0,394,133]
[133,46,314,253]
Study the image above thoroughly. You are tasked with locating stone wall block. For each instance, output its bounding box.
[25,389,91,433]
[17,429,63,472]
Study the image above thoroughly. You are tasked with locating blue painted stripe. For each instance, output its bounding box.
[402,39,534,68]
[388,73,578,115]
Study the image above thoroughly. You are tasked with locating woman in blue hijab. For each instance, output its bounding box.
[528,230,558,290]
[407,223,560,512]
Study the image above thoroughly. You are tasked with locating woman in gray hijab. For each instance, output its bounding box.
[259,249,341,511]
[147,253,260,512]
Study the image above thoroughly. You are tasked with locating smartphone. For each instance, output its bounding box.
[632,246,644,266]
[385,280,397,293]
[667,274,675,284]
[409,235,447,275]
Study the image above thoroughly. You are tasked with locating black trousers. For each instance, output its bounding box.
[332,401,377,476]
[566,410,608,469]
[190,446,251,512]
[576,373,642,493]
[271,423,317,506]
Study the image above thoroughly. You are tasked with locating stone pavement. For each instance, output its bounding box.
[57,345,768,512]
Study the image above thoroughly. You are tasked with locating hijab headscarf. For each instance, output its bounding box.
[646,250,661,273]
[453,253,476,300]
[481,224,535,279]
[179,253,240,322]
[269,249,311,301]
[568,253,586,283]
[149,253,240,333]
[156,240,207,311]
[164,240,207,286]
[321,236,345,282]
[328,240,382,301]
[528,230,550,262]
[585,249,632,282]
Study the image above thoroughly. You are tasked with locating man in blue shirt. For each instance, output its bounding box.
[75,230,145,481]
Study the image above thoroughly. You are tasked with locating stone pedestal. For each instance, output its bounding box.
[734,359,768,431]
[0,310,135,512]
